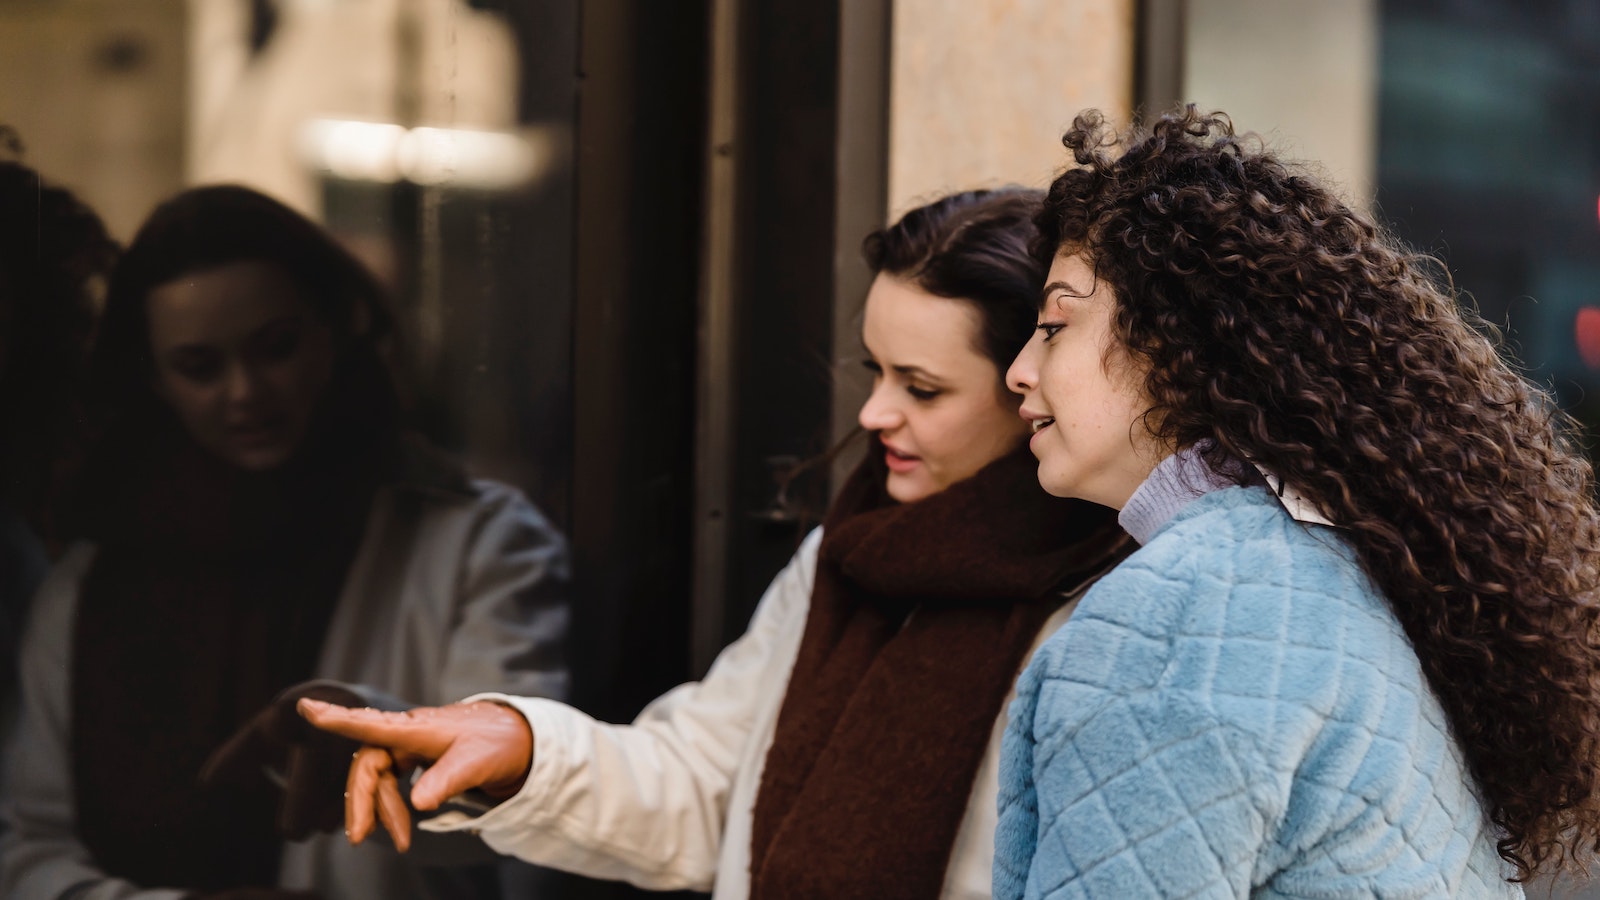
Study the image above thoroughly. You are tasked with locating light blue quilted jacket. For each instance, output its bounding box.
[993,484,1521,899]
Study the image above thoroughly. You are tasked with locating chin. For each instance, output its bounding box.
[222,446,296,472]
[884,472,934,504]
[1033,467,1075,499]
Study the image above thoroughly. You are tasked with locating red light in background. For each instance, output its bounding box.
[1577,308,1600,369]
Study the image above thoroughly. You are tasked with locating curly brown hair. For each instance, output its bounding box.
[1036,106,1600,880]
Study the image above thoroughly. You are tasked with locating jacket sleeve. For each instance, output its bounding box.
[348,481,573,713]
[436,482,571,705]
[420,528,822,892]
[350,481,574,866]
[994,559,1280,900]
[0,544,188,900]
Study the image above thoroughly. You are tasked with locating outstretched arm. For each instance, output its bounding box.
[302,528,820,892]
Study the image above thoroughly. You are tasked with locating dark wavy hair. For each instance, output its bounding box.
[864,188,1045,372]
[1036,106,1600,880]
[0,135,118,526]
[92,184,399,424]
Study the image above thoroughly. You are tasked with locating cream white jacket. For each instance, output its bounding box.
[0,477,570,900]
[427,527,1095,899]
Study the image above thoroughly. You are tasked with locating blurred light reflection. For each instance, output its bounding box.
[299,118,546,189]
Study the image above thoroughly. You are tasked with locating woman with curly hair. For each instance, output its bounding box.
[996,106,1600,897]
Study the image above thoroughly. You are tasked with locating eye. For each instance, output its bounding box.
[254,321,304,362]
[168,349,223,383]
[1036,322,1065,341]
[907,385,941,402]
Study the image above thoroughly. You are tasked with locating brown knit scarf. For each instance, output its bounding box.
[749,442,1130,899]
[69,412,386,892]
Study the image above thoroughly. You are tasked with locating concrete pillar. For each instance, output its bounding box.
[886,0,1137,218]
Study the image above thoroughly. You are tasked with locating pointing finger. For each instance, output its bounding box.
[299,700,454,760]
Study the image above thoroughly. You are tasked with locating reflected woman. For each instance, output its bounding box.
[0,185,570,900]
[299,188,1133,899]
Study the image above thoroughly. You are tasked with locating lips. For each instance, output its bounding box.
[225,417,286,446]
[882,443,921,474]
[1019,406,1054,434]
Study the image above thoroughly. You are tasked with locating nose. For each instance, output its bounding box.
[857,379,903,433]
[223,361,263,405]
[1007,334,1040,395]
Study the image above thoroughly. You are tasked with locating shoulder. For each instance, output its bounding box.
[1091,485,1386,632]
[369,476,568,590]
[384,471,555,534]
[1147,485,1399,644]
[35,541,97,596]
[16,541,97,661]
[756,526,823,623]
[793,526,823,582]
[1025,485,1409,732]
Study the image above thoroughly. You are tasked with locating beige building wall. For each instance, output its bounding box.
[832,0,1135,458]
[887,0,1136,219]
[1183,0,1378,207]
[187,0,520,217]
[0,0,187,240]
[0,0,517,236]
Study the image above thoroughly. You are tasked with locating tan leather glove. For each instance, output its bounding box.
[296,699,533,852]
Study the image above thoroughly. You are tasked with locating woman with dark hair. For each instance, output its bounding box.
[296,188,1132,899]
[996,107,1600,896]
[0,135,117,752]
[0,185,571,900]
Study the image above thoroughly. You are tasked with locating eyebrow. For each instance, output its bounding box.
[860,356,946,381]
[164,344,217,358]
[157,315,303,355]
[1041,279,1093,302]
[892,364,945,383]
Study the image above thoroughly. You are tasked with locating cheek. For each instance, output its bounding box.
[922,402,1018,472]
[155,372,219,423]
[277,347,336,410]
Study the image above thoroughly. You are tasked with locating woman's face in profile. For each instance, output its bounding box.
[146,260,335,471]
[1007,253,1160,509]
[856,273,1030,503]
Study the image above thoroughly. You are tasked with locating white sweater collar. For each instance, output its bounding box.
[1117,445,1336,545]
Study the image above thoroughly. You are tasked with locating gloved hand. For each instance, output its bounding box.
[190,883,321,890]
[297,699,533,852]
[201,681,370,839]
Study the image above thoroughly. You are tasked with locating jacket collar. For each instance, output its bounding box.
[1119,445,1335,545]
